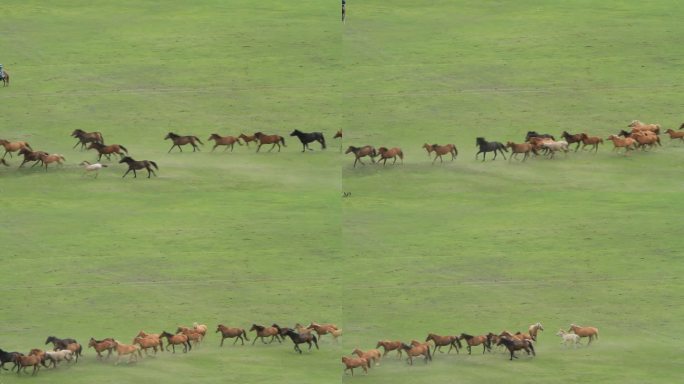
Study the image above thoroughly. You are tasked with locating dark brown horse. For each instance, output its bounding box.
[561,131,584,151]
[165,132,203,153]
[497,337,535,361]
[216,325,249,346]
[254,132,286,152]
[208,134,242,151]
[238,133,259,147]
[71,129,104,150]
[119,156,158,178]
[459,333,492,354]
[17,148,48,168]
[1,70,9,87]
[87,142,128,161]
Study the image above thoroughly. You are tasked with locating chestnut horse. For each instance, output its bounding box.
[307,322,339,341]
[87,142,128,161]
[376,340,403,358]
[400,341,432,365]
[580,133,603,152]
[159,331,191,353]
[334,130,343,151]
[249,324,282,344]
[165,132,203,153]
[568,324,599,345]
[424,143,457,164]
[342,356,368,376]
[376,147,403,165]
[345,145,376,167]
[135,331,164,350]
[71,129,104,150]
[0,139,32,159]
[352,348,382,366]
[38,154,65,171]
[425,333,462,354]
[133,336,163,355]
[606,135,637,154]
[665,129,684,142]
[238,133,259,147]
[88,337,116,360]
[14,349,44,376]
[506,141,536,161]
[112,340,142,364]
[216,325,249,346]
[497,337,535,361]
[459,333,492,354]
[254,132,286,152]
[208,134,242,151]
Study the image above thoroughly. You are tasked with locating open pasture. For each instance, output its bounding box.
[1,0,684,383]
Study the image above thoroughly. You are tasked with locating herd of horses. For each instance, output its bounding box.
[0,129,343,178]
[0,321,600,377]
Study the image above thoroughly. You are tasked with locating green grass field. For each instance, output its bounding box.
[1,1,683,383]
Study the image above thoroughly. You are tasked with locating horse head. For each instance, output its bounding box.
[164,132,177,140]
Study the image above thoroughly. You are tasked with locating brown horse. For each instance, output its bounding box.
[159,331,191,353]
[71,129,104,150]
[425,333,462,354]
[63,343,83,362]
[345,145,376,167]
[497,337,535,361]
[88,337,116,360]
[580,133,603,152]
[14,349,44,376]
[424,143,458,164]
[133,336,163,356]
[176,327,203,346]
[0,139,32,159]
[135,331,164,350]
[632,131,661,150]
[334,130,343,139]
[87,142,128,161]
[400,341,432,365]
[307,322,339,341]
[568,324,599,345]
[376,340,403,358]
[342,356,368,376]
[112,340,142,364]
[628,120,660,134]
[165,132,204,153]
[506,141,536,161]
[352,348,382,366]
[238,133,259,147]
[254,132,286,152]
[665,129,684,142]
[38,154,65,171]
[561,131,584,151]
[18,148,48,167]
[459,333,492,354]
[249,324,282,344]
[208,134,242,151]
[216,325,249,346]
[119,156,158,178]
[1,70,9,87]
[377,147,403,165]
[607,135,637,154]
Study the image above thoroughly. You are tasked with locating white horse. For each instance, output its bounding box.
[44,350,74,368]
[541,140,569,158]
[556,329,581,348]
[80,161,108,178]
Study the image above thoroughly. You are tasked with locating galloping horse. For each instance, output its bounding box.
[307,322,339,341]
[334,130,343,151]
[352,348,382,366]
[18,148,48,168]
[376,340,403,358]
[376,147,403,165]
[14,350,43,376]
[38,153,65,171]
[249,324,282,344]
[159,331,191,353]
[208,134,242,151]
[561,131,584,151]
[87,142,128,161]
[528,322,544,341]
[341,356,368,376]
[238,133,259,147]
[506,141,536,161]
[290,129,326,152]
[133,336,163,356]
[88,337,116,360]
[112,340,142,364]
[281,329,319,354]
[497,337,535,361]
[580,133,603,152]
[164,132,203,153]
[425,333,461,354]
[0,139,32,159]
[0,348,22,371]
[400,341,432,365]
[254,132,286,152]
[1,70,9,87]
[119,156,158,178]
[216,325,249,346]
[476,137,507,161]
[459,333,492,354]
[45,336,78,351]
[424,143,458,164]
[665,129,684,142]
[71,129,104,150]
[568,324,599,345]
[345,145,376,167]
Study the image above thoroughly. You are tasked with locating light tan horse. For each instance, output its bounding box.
[216,325,249,346]
[15,349,45,375]
[307,322,339,341]
[628,120,660,134]
[112,340,142,364]
[208,134,242,151]
[342,356,368,376]
[38,153,66,171]
[135,331,164,351]
[376,340,403,358]
[568,324,599,345]
[401,341,432,365]
[528,322,544,341]
[352,348,382,366]
[506,141,536,161]
[0,139,32,159]
[377,147,404,165]
[63,343,83,362]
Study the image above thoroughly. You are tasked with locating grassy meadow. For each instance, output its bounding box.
[1,1,683,383]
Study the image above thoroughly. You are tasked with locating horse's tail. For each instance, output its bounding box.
[280,137,286,147]
[312,335,319,349]
[528,341,535,355]
[149,161,159,170]
[452,145,458,157]
[427,345,432,361]
[398,151,404,159]
[242,329,249,341]
[119,145,128,154]
[25,142,33,150]
[595,329,599,339]
[194,137,204,145]
[320,134,326,149]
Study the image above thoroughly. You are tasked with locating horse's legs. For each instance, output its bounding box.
[467,345,471,355]
[122,168,132,178]
[133,169,137,178]
[168,145,176,153]
[256,143,262,152]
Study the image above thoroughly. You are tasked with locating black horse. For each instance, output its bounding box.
[496,337,535,361]
[289,130,326,152]
[45,336,78,350]
[279,328,319,354]
[119,156,158,178]
[0,348,22,371]
[475,137,507,161]
[525,131,555,141]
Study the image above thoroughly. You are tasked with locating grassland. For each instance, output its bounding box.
[1,1,683,383]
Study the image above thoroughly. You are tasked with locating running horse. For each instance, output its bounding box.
[164,132,203,153]
[254,132,286,152]
[459,333,492,354]
[425,333,462,354]
[208,134,242,151]
[476,137,507,161]
[376,147,403,165]
[1,70,9,87]
[290,129,326,152]
[119,156,158,178]
[0,139,32,159]
[345,145,376,167]
[568,324,599,345]
[71,129,104,150]
[497,337,536,361]
[87,142,128,161]
[238,133,259,147]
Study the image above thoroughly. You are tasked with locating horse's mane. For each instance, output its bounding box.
[252,324,264,331]
[167,132,179,138]
[461,333,472,339]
